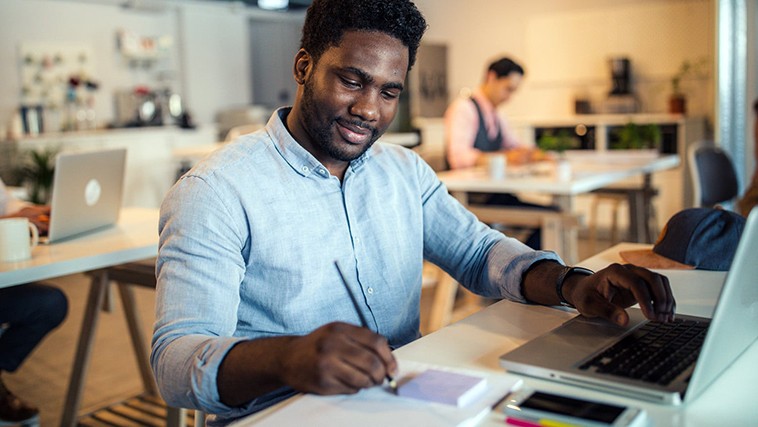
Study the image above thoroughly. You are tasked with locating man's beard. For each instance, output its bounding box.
[301,80,380,162]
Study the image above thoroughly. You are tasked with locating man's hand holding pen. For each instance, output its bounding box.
[280,322,397,395]
[216,264,399,407]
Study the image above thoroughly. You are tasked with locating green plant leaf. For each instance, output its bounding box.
[16,147,59,204]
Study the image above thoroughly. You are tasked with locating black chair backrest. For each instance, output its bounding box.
[693,145,739,207]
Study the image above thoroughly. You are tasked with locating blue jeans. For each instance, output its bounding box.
[0,283,68,372]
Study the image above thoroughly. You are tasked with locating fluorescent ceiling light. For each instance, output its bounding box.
[258,0,288,10]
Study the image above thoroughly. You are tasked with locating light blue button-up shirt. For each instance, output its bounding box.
[151,108,562,425]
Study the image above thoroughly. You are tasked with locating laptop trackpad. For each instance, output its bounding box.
[500,309,647,371]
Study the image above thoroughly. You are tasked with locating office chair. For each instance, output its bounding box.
[688,141,740,208]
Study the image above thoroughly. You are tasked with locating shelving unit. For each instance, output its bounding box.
[511,114,708,236]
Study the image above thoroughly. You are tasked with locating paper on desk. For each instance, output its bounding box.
[237,360,522,427]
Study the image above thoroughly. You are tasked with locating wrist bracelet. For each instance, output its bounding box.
[556,266,594,308]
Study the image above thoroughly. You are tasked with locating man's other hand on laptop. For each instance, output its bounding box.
[564,263,675,326]
[523,261,675,327]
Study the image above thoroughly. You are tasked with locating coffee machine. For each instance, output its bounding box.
[113,87,188,128]
[609,57,631,95]
[603,57,638,114]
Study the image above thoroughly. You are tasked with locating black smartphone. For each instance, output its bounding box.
[503,388,648,427]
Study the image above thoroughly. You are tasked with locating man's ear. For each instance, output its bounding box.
[293,49,311,85]
[485,69,498,84]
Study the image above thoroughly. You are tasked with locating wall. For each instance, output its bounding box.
[0,0,303,130]
[746,0,757,183]
[414,0,715,123]
[0,0,718,133]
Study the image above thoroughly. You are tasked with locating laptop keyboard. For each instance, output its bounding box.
[579,318,709,386]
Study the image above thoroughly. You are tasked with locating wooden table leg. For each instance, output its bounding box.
[166,407,186,427]
[61,271,109,427]
[117,283,159,396]
[626,187,647,243]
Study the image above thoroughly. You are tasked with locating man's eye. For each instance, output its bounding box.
[382,91,400,100]
[340,77,360,88]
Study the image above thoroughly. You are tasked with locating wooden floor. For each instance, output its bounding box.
[4,236,611,426]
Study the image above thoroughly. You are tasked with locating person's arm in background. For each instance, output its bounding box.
[444,98,482,169]
[0,178,50,234]
[498,114,548,165]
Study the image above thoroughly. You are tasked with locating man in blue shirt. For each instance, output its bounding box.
[151,0,675,425]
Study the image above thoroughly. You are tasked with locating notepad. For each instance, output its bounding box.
[236,360,523,427]
[397,369,487,407]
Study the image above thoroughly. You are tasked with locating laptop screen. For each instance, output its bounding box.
[46,148,126,243]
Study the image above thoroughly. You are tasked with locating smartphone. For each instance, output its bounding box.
[503,389,648,427]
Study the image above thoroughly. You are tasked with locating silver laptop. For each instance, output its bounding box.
[499,207,758,405]
[44,148,126,243]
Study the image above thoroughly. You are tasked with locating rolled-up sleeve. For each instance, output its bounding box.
[151,175,250,415]
[417,156,563,301]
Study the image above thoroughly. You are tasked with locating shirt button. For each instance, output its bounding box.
[319,168,326,175]
[367,287,374,294]
[301,166,309,173]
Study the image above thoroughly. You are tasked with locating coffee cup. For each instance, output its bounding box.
[487,154,506,180]
[555,159,573,182]
[0,217,39,262]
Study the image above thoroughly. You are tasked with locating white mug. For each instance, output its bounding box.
[555,159,573,182]
[487,154,507,180]
[0,217,39,262]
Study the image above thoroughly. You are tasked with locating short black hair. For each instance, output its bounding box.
[301,0,428,70]
[488,57,524,78]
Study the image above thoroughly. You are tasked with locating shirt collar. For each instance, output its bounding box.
[472,88,496,113]
[267,107,373,178]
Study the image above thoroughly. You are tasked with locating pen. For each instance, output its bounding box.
[334,260,397,393]
[491,390,513,410]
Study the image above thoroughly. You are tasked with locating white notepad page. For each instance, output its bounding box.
[234,360,522,427]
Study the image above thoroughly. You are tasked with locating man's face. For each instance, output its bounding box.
[488,71,522,106]
[293,30,409,166]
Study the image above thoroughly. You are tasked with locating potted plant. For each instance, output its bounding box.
[669,58,708,114]
[536,129,578,156]
[537,130,579,180]
[612,122,661,151]
[17,147,58,204]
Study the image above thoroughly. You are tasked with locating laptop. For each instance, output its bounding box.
[43,148,127,243]
[499,207,758,405]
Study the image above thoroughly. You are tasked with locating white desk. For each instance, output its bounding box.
[0,208,162,427]
[437,152,680,263]
[0,207,158,288]
[239,243,755,426]
[395,243,754,427]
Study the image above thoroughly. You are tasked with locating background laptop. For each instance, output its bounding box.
[499,207,758,405]
[44,148,127,243]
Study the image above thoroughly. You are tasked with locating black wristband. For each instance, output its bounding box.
[556,266,594,308]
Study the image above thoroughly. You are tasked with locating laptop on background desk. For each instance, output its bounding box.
[43,148,127,243]
[499,207,758,405]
